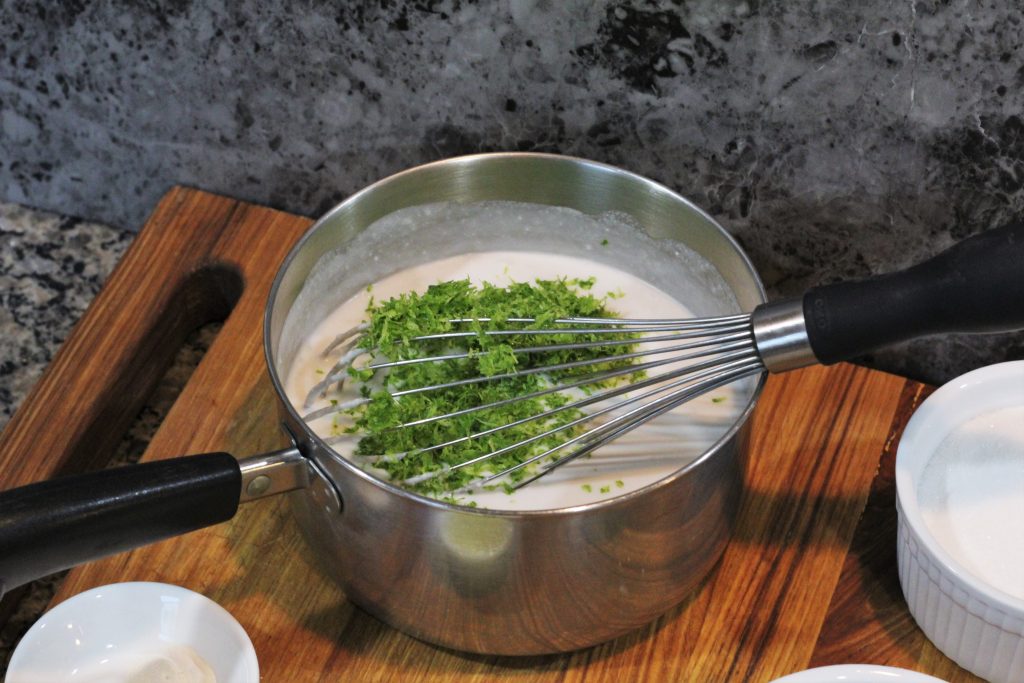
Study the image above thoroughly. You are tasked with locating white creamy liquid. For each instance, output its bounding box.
[286,250,749,511]
[918,405,1024,599]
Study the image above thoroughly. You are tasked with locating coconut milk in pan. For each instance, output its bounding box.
[281,201,755,510]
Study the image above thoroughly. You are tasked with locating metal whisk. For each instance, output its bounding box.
[303,222,1024,493]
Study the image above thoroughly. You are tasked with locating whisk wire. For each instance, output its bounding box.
[380,331,754,395]
[417,353,762,486]
[403,319,751,343]
[369,346,762,472]
[443,314,751,327]
[452,358,765,494]
[392,344,760,434]
[312,314,764,494]
[301,334,756,424]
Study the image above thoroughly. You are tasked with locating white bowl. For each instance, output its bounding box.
[7,582,259,683]
[896,361,1024,683]
[771,664,947,682]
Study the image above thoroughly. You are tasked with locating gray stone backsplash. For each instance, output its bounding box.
[1,0,1022,383]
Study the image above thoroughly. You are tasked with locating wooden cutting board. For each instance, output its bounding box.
[0,188,981,681]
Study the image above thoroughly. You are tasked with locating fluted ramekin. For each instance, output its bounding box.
[896,361,1024,683]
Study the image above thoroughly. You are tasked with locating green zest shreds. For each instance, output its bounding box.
[341,277,643,499]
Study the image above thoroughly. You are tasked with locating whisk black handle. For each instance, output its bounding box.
[803,221,1024,364]
[0,453,240,596]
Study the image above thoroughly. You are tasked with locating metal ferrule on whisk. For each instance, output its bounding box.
[750,298,818,373]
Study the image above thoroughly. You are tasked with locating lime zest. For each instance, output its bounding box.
[345,277,643,496]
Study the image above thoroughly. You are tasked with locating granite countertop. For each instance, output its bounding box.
[0,201,219,668]
[0,201,131,427]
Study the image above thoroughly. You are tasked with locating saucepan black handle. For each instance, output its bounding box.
[0,453,241,596]
[803,222,1024,364]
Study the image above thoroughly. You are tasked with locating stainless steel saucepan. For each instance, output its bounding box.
[0,153,766,655]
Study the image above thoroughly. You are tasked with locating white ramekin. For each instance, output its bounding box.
[896,361,1024,683]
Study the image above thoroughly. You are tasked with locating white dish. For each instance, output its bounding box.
[7,582,259,683]
[771,664,947,682]
[896,360,1024,683]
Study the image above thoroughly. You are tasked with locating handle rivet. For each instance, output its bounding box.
[246,475,272,497]
[310,476,342,515]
